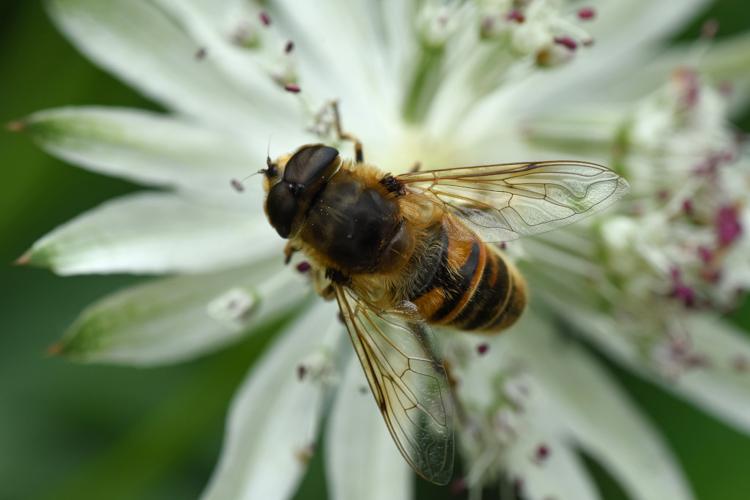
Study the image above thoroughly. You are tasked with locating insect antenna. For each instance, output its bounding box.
[230,170,263,192]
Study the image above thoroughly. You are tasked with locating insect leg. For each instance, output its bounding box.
[331,100,364,163]
[310,268,336,300]
[283,242,299,265]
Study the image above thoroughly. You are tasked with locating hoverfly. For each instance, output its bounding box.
[254,105,628,485]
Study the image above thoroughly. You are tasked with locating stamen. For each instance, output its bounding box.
[284,83,301,93]
[230,24,260,49]
[681,198,694,216]
[230,179,245,192]
[669,268,697,308]
[296,261,311,273]
[476,342,489,355]
[697,246,714,264]
[284,40,295,54]
[577,7,596,21]
[506,10,525,23]
[206,288,257,329]
[259,11,271,27]
[674,67,700,110]
[553,36,578,51]
[715,205,742,247]
[533,444,550,464]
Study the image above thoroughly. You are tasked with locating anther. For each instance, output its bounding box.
[554,36,578,51]
[284,83,301,93]
[194,47,207,60]
[230,179,245,192]
[577,7,596,20]
[697,246,714,264]
[681,199,694,216]
[259,11,271,27]
[716,205,742,247]
[285,40,295,54]
[534,444,550,464]
[296,261,311,273]
[506,10,525,23]
[477,343,489,355]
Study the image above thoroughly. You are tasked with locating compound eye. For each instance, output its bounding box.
[283,144,339,186]
[266,181,298,238]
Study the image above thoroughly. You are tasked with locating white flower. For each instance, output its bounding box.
[14,0,750,499]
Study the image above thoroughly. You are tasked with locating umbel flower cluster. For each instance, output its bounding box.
[14,0,750,499]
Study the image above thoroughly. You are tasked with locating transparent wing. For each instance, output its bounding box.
[333,285,454,485]
[397,160,629,242]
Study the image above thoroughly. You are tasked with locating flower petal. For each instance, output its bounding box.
[24,106,266,199]
[149,0,309,134]
[671,315,750,434]
[266,0,398,142]
[202,303,341,500]
[55,260,312,365]
[47,0,291,129]
[572,311,750,436]
[608,32,750,113]
[506,434,599,500]
[461,0,709,143]
[512,313,694,500]
[326,356,413,500]
[26,192,279,275]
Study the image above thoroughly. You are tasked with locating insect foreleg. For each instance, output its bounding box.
[331,100,364,163]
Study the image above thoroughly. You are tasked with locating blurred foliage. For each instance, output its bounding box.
[1,1,749,499]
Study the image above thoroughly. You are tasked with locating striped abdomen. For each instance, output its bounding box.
[406,218,526,332]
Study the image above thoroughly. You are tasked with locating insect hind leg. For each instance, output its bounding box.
[331,101,364,163]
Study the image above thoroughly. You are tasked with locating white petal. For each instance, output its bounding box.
[587,0,708,51]
[461,0,709,143]
[572,311,750,435]
[608,32,750,113]
[202,303,341,500]
[506,434,599,500]
[326,356,413,500]
[150,0,309,134]
[47,0,290,129]
[25,107,265,197]
[674,315,750,433]
[56,261,312,365]
[266,0,398,142]
[511,313,694,500]
[544,0,710,106]
[27,192,279,275]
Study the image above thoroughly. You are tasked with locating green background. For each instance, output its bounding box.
[1,1,749,499]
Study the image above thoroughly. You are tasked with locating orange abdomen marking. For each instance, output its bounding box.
[407,219,526,333]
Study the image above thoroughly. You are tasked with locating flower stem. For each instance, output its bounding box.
[402,44,444,124]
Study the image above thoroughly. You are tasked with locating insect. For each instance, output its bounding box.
[256,107,628,485]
